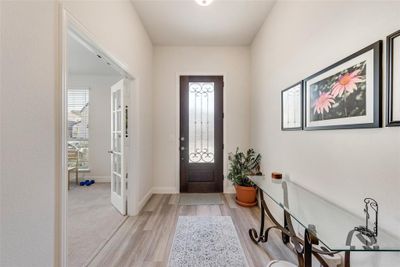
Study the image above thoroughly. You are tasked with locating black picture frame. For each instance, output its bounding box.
[303,41,382,130]
[281,81,303,131]
[387,30,400,127]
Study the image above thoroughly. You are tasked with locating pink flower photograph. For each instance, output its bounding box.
[309,61,366,122]
[313,92,335,115]
[331,69,364,98]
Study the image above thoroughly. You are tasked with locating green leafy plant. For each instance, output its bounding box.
[227,148,262,187]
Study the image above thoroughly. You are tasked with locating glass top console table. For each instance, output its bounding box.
[248,175,400,267]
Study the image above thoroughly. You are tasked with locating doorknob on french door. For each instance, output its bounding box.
[108,150,114,154]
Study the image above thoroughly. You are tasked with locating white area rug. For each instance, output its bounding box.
[168,216,248,267]
[178,193,223,205]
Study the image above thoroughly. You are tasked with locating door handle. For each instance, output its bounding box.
[108,150,114,154]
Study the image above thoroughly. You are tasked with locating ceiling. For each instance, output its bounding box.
[131,0,276,46]
[68,33,120,76]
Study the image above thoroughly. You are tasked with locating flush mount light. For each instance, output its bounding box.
[195,0,214,6]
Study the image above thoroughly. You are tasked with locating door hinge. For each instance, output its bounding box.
[222,112,224,119]
[222,144,224,150]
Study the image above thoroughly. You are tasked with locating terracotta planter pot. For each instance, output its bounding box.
[235,185,257,207]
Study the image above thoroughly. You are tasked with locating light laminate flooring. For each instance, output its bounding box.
[88,194,297,267]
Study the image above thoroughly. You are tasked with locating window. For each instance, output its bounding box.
[188,82,215,163]
[67,88,89,170]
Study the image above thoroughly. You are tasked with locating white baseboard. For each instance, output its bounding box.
[224,188,235,194]
[90,176,111,183]
[68,173,111,183]
[135,185,234,215]
[136,186,177,214]
[150,185,233,194]
[152,186,179,194]
[137,189,153,212]
[224,181,235,194]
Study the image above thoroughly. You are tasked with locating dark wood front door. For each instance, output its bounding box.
[180,76,224,193]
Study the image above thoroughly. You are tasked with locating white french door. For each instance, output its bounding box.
[110,79,127,215]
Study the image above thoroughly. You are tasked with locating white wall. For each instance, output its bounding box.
[68,74,121,182]
[153,46,251,193]
[0,1,153,266]
[0,2,58,266]
[251,1,400,266]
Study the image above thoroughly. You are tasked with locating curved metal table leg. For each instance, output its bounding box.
[249,188,266,244]
[304,228,319,267]
[249,185,334,267]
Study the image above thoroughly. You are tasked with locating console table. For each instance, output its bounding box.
[248,176,400,267]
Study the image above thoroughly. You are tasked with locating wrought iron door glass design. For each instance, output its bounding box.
[188,82,215,163]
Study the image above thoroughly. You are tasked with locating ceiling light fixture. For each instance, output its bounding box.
[195,0,214,6]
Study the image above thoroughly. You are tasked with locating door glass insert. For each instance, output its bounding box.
[113,133,121,152]
[113,90,121,111]
[116,111,121,131]
[113,154,121,174]
[113,173,121,195]
[188,82,215,163]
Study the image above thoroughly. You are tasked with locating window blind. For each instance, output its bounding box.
[67,88,90,170]
[68,89,89,140]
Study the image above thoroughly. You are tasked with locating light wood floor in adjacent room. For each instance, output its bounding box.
[87,194,297,267]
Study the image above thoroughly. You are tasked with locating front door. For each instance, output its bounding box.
[180,76,224,193]
[110,79,127,215]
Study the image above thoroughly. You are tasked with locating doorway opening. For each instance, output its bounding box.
[179,76,224,193]
[61,11,137,267]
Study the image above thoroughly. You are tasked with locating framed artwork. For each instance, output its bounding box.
[281,82,303,130]
[387,30,400,126]
[304,41,382,130]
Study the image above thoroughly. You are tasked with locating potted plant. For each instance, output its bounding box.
[227,148,262,207]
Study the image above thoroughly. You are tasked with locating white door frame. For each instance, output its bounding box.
[59,7,140,267]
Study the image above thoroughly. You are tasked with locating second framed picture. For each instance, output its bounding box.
[304,41,382,130]
[281,82,303,130]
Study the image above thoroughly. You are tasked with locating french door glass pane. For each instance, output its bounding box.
[113,154,121,175]
[113,173,121,195]
[116,111,121,131]
[113,133,121,152]
[113,90,121,111]
[188,82,215,163]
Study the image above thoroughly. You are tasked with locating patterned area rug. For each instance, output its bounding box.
[168,216,248,267]
[178,193,223,205]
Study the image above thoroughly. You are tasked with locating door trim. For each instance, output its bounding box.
[179,76,224,193]
[59,7,139,267]
[175,73,227,194]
